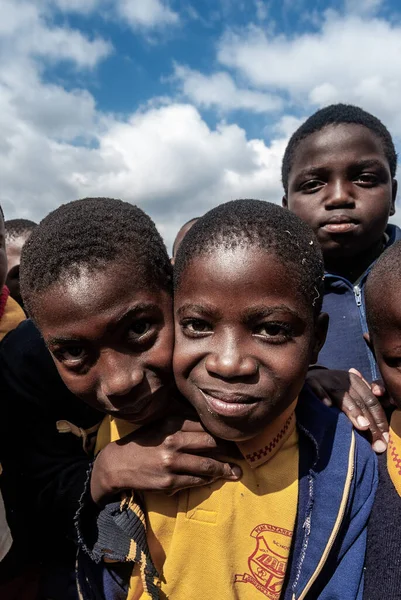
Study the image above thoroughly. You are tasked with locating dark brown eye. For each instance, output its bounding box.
[129,320,151,337]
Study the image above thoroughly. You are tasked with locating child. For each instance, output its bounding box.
[282,103,399,449]
[171,217,198,264]
[88,199,377,600]
[0,213,25,341]
[4,219,37,309]
[364,241,401,599]
[12,197,236,598]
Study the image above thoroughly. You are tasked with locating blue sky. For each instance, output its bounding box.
[1,0,401,248]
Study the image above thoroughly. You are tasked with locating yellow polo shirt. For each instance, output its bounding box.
[96,402,299,600]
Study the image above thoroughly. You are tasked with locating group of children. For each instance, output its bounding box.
[0,103,400,600]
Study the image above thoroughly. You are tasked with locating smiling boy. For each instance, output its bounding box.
[90,199,377,600]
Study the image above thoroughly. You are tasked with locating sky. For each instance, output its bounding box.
[2,0,401,250]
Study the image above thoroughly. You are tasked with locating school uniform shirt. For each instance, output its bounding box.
[319,224,401,382]
[95,402,299,600]
[77,388,378,600]
[0,286,25,342]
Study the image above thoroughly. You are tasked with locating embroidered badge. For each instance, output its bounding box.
[235,523,292,599]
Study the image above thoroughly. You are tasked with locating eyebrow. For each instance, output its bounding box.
[176,303,221,319]
[176,303,300,320]
[46,302,162,346]
[294,158,388,180]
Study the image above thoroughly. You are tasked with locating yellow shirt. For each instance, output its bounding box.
[0,294,25,341]
[96,403,299,600]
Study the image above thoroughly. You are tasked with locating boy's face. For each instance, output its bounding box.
[34,262,175,424]
[369,283,401,410]
[173,247,327,441]
[0,218,6,291]
[6,232,31,306]
[283,124,396,260]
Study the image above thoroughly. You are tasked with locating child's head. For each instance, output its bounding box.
[173,199,327,442]
[0,206,6,292]
[5,218,37,307]
[171,217,199,264]
[365,241,401,409]
[282,104,397,263]
[20,197,174,423]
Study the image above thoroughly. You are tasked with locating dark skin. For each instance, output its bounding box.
[367,279,401,412]
[283,123,397,282]
[6,232,31,307]
[173,247,328,442]
[33,261,240,505]
[283,123,394,451]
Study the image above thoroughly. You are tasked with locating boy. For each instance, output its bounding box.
[282,103,398,449]
[86,200,377,600]
[4,219,37,309]
[0,214,25,341]
[364,241,401,599]
[5,197,235,597]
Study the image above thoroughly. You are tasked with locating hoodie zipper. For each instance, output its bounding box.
[353,285,362,307]
[293,431,356,600]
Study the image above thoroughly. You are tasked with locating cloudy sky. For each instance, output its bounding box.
[1,0,401,250]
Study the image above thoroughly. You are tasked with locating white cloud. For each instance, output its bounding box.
[116,0,179,28]
[0,0,112,68]
[217,14,401,135]
[173,64,283,113]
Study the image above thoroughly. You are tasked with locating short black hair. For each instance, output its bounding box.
[21,197,172,319]
[366,240,401,334]
[5,218,37,241]
[174,199,324,316]
[282,103,397,194]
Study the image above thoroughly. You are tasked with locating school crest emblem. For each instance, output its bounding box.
[235,523,292,599]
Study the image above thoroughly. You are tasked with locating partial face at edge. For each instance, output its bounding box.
[6,232,32,306]
[368,283,401,410]
[284,124,396,260]
[173,246,327,441]
[33,262,175,424]
[0,218,6,292]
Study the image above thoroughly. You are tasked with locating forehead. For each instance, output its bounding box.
[34,263,171,336]
[290,124,388,175]
[6,234,30,256]
[176,246,311,315]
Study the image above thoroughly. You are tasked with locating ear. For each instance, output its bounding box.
[363,331,375,357]
[282,195,288,208]
[310,312,329,364]
[170,257,175,266]
[390,179,397,216]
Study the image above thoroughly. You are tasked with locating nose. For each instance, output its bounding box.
[99,351,144,398]
[205,333,258,379]
[325,178,355,209]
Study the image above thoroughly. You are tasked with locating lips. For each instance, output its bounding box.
[320,215,359,234]
[199,388,260,418]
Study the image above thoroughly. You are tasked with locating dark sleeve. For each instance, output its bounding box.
[0,319,102,547]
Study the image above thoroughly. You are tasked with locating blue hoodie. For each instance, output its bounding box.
[77,387,377,600]
[318,224,401,382]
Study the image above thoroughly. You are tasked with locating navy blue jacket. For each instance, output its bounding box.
[77,388,378,600]
[318,224,401,382]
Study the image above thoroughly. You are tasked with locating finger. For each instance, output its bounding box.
[173,454,242,481]
[371,379,386,397]
[307,379,333,407]
[344,389,387,452]
[349,368,371,390]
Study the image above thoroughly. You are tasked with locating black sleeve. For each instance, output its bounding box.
[0,319,102,550]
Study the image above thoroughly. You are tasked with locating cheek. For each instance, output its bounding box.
[52,360,101,407]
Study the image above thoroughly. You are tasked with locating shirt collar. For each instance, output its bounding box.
[237,399,297,468]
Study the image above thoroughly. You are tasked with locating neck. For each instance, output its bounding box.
[325,238,384,283]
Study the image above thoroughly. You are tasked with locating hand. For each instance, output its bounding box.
[306,368,389,453]
[91,416,242,505]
